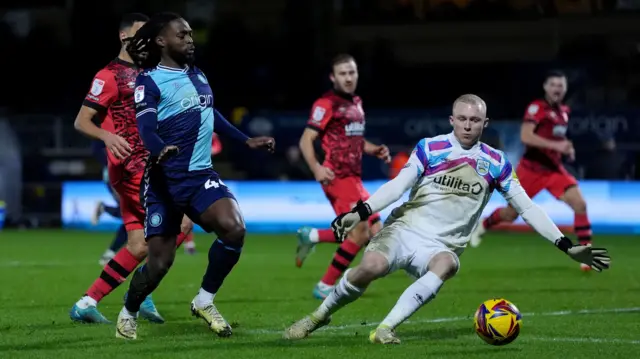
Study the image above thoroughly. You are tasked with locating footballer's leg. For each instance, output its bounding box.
[117,200,181,340]
[284,225,398,340]
[189,175,243,337]
[295,226,337,268]
[284,251,389,340]
[314,221,370,299]
[372,250,458,344]
[471,164,545,247]
[71,171,162,324]
[99,224,127,266]
[552,174,592,271]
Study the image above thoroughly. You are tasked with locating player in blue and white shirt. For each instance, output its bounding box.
[116,13,274,340]
[284,94,610,344]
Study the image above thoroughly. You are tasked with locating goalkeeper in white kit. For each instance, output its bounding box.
[283,94,610,344]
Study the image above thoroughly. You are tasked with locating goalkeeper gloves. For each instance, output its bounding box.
[554,236,611,272]
[330,200,372,242]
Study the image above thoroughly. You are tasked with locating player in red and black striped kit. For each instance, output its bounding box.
[296,54,391,299]
[69,14,195,324]
[471,70,594,271]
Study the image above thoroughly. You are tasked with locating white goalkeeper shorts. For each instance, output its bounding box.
[364,221,464,279]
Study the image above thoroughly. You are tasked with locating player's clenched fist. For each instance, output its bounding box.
[331,200,372,242]
[246,137,276,153]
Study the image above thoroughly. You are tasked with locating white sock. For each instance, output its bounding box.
[185,241,196,249]
[309,228,319,243]
[194,287,216,308]
[312,269,364,320]
[76,295,98,309]
[120,306,138,319]
[102,249,115,258]
[380,271,444,329]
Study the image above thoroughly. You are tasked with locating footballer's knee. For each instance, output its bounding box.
[369,219,382,236]
[348,252,389,287]
[563,187,587,213]
[348,222,370,247]
[125,229,148,260]
[427,252,458,281]
[502,206,519,222]
[216,217,246,247]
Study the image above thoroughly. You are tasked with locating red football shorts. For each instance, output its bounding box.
[108,164,145,232]
[516,162,577,200]
[322,176,381,225]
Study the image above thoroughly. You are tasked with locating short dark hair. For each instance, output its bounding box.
[127,12,182,68]
[330,53,355,72]
[544,69,566,82]
[119,13,149,31]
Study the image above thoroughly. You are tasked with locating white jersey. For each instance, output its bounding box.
[380,133,524,249]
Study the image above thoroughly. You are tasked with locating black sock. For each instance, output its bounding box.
[201,239,242,294]
[104,205,121,218]
[109,225,128,252]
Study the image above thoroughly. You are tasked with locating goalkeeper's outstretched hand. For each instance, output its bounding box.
[554,237,611,272]
[331,200,372,242]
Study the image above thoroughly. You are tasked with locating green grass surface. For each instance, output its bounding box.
[0,230,638,358]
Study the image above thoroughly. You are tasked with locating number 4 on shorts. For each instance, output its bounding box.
[204,179,226,190]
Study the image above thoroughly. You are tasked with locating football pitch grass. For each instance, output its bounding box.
[0,230,638,359]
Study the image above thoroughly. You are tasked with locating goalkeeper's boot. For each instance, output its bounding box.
[191,300,232,337]
[312,281,334,300]
[295,226,316,268]
[69,303,111,324]
[369,325,401,344]
[283,314,331,340]
[123,292,165,324]
[115,309,138,340]
[469,221,486,248]
[579,241,593,271]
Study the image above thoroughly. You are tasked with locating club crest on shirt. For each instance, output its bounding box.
[149,213,162,227]
[197,74,208,84]
[527,104,539,115]
[475,159,490,176]
[134,86,145,103]
[90,79,105,96]
[312,106,326,123]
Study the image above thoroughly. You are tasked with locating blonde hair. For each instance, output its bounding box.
[453,94,487,114]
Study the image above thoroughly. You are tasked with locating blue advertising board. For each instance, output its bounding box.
[62,180,640,235]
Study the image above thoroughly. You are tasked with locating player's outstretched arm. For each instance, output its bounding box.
[331,151,421,241]
[497,164,610,271]
[214,110,275,152]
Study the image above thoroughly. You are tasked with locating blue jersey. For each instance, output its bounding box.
[134,64,239,238]
[134,65,214,175]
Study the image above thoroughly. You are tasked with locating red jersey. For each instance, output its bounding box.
[83,58,147,174]
[306,90,366,178]
[520,99,570,172]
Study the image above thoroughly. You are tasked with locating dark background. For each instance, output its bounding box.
[1,0,639,225]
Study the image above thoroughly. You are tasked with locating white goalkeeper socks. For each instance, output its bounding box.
[380,271,444,329]
[194,288,216,308]
[313,269,364,321]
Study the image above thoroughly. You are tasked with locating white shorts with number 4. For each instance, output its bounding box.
[365,221,464,279]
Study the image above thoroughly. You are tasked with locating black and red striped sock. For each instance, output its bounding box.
[85,247,140,302]
[574,213,592,245]
[320,239,361,286]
